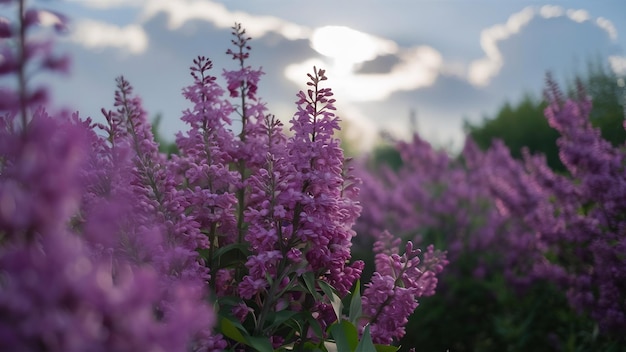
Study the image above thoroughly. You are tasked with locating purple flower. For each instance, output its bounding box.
[361,231,448,344]
[238,276,269,299]
[0,110,214,351]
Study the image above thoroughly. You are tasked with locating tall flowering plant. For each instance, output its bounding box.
[477,77,626,335]
[0,1,214,351]
[171,25,448,350]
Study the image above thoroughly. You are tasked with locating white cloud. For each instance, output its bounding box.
[609,55,626,76]
[71,19,148,54]
[285,46,442,102]
[540,5,564,18]
[311,26,398,63]
[468,5,620,87]
[566,9,590,23]
[596,17,618,40]
[506,6,536,32]
[284,58,327,84]
[140,0,311,40]
[468,6,534,86]
[35,10,67,28]
[67,0,144,9]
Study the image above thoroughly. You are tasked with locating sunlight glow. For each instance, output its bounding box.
[285,46,441,102]
[293,25,443,102]
[310,26,397,64]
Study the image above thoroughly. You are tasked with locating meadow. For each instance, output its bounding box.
[1,1,624,351]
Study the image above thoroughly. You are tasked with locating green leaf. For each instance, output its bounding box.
[349,280,362,324]
[302,271,321,300]
[330,292,342,323]
[318,279,336,299]
[374,344,400,352]
[329,320,359,352]
[197,248,211,261]
[216,295,241,307]
[304,341,326,351]
[266,310,298,330]
[304,311,325,339]
[219,317,247,345]
[264,271,274,286]
[245,336,274,352]
[355,325,377,352]
[318,280,341,322]
[284,317,304,338]
[213,243,249,263]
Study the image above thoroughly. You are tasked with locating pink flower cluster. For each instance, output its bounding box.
[361,231,447,344]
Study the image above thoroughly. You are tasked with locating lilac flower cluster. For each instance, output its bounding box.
[0,82,214,352]
[163,24,447,348]
[445,78,626,335]
[175,44,370,343]
[1,2,213,350]
[148,24,443,348]
[355,134,502,273]
[355,75,626,336]
[479,78,626,333]
[361,231,447,344]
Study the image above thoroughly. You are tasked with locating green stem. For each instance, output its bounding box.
[254,256,291,335]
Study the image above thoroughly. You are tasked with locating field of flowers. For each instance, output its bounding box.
[1,1,624,351]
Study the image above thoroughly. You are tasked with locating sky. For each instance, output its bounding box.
[10,0,626,151]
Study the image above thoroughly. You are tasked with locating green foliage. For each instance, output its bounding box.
[330,320,359,351]
[369,144,404,171]
[573,61,626,147]
[465,62,626,171]
[398,263,623,352]
[151,113,179,156]
[465,95,562,170]
[218,316,275,352]
[355,325,377,352]
[348,281,362,325]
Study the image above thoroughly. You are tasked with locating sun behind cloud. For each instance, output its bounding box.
[286,25,442,102]
[311,26,397,68]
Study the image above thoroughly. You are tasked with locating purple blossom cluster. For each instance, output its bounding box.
[355,75,626,336]
[361,231,447,344]
[0,80,214,352]
[0,2,213,350]
[355,134,502,273]
[1,2,447,349]
[479,78,626,333]
[168,24,441,347]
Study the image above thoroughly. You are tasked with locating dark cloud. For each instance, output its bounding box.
[355,55,401,74]
[353,73,492,137]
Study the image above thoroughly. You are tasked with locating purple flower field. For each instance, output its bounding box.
[1,1,625,351]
